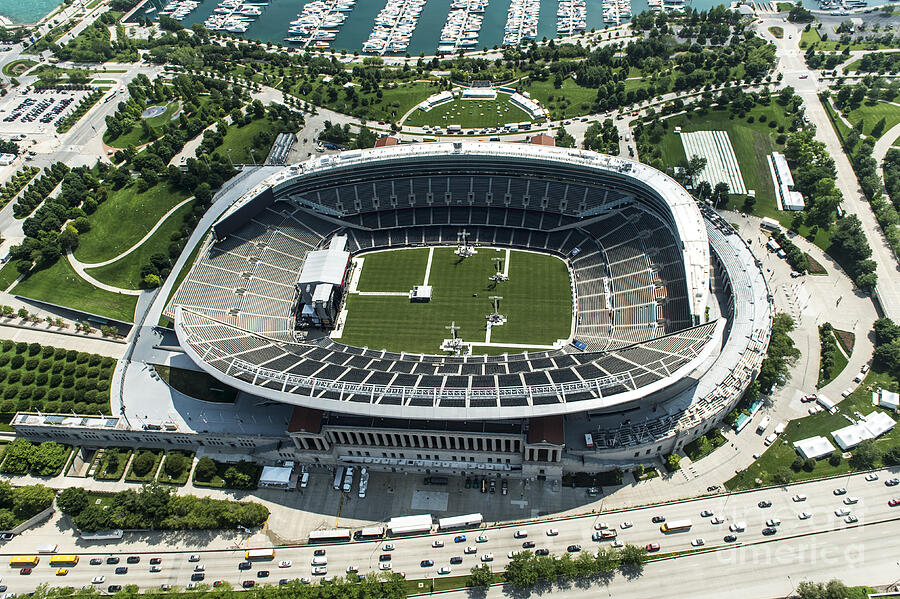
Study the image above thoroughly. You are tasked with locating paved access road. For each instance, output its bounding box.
[2,469,898,594]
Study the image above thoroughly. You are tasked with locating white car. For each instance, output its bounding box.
[379,562,392,570]
[690,538,704,547]
[611,540,624,548]
[546,528,559,536]
[91,577,105,584]
[792,494,807,502]
[476,535,488,543]
[193,565,205,572]
[438,567,451,575]
[480,553,494,562]
[711,516,725,525]
[865,473,879,481]
[513,530,528,538]
[729,522,746,532]
[835,508,850,517]
[346,565,358,573]
[382,544,394,551]
[765,518,781,527]
[620,521,633,529]
[432,540,444,548]
[593,522,608,530]
[313,566,327,575]
[798,512,812,520]
[843,497,859,505]
[507,551,516,559]
[700,510,714,518]
[188,555,200,562]
[149,565,162,573]
[464,546,477,554]
[278,561,292,568]
[299,577,312,584]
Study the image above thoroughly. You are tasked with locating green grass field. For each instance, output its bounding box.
[340,248,571,354]
[525,78,599,119]
[844,101,900,139]
[403,94,535,128]
[104,101,180,149]
[216,117,273,165]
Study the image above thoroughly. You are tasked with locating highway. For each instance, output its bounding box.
[0,468,897,594]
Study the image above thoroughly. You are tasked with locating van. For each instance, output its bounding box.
[342,467,354,492]
[300,472,309,488]
[311,557,327,566]
[513,530,528,538]
[764,433,777,446]
[729,522,746,532]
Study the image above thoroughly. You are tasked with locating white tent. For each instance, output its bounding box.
[862,410,896,438]
[793,436,835,460]
[259,465,293,488]
[878,389,899,411]
[832,424,872,451]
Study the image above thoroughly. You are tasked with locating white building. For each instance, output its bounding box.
[771,152,805,211]
[462,88,497,100]
[416,91,454,112]
[509,93,546,120]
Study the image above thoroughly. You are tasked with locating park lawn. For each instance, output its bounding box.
[800,27,900,51]
[0,261,21,291]
[288,80,435,122]
[215,117,273,165]
[104,101,180,149]
[656,104,790,218]
[844,100,900,138]
[404,95,535,128]
[124,449,164,482]
[93,447,132,481]
[2,59,37,77]
[85,199,195,290]
[12,258,138,322]
[525,78,598,119]
[726,369,899,490]
[157,451,194,485]
[74,181,191,264]
[823,98,852,142]
[356,248,429,292]
[818,330,849,389]
[340,248,571,354]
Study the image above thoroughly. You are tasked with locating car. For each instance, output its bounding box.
[420,560,434,568]
[257,570,269,578]
[150,558,162,565]
[346,566,358,574]
[381,543,395,551]
[55,568,68,576]
[645,543,660,552]
[890,499,900,507]
[546,528,559,536]
[90,558,102,565]
[522,541,535,548]
[313,567,327,575]
[792,494,807,502]
[866,473,879,481]
[278,579,289,586]
[834,488,847,495]
[801,394,817,403]
[886,478,900,487]
[454,535,466,543]
[160,585,171,591]
[379,562,392,570]
[535,548,550,556]
[149,566,162,573]
[729,521,746,532]
[476,534,488,543]
[194,565,205,572]
[481,553,494,562]
[242,581,256,589]
[502,481,508,495]
[567,545,581,553]
[115,567,128,575]
[91,577,105,585]
[620,521,633,529]
[313,549,326,556]
[379,554,391,562]
[593,521,608,530]
[835,508,850,517]
[432,540,444,548]
[758,501,772,508]
[798,512,812,520]
[279,560,292,568]
[651,516,665,523]
[107,557,120,565]
[844,497,859,505]
[108,586,122,593]
[190,573,204,581]
[611,539,625,548]
[724,535,737,543]
[450,557,463,565]
[507,552,516,559]
[239,561,252,570]
[213,581,225,587]
[126,556,140,564]
[514,530,528,538]
[762,527,777,536]
[464,546,477,554]
[711,516,725,525]
[700,510,714,518]
[846,515,859,523]
[691,539,705,547]
[186,584,197,590]
[766,518,781,527]
[438,567,452,575]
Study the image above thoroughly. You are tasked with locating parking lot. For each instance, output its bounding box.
[0,87,93,135]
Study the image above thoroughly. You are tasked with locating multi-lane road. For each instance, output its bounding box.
[2,469,898,594]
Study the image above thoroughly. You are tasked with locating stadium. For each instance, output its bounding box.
[154,141,773,477]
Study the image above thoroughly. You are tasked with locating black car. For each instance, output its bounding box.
[90,558,102,565]
[762,527,777,536]
[126,556,140,564]
[758,501,772,508]
[724,535,737,542]
[191,573,205,581]
[651,516,665,523]
[567,545,581,553]
[115,567,128,575]
[313,549,326,556]
[150,558,162,565]
[239,561,252,570]
[420,560,434,567]
[379,554,392,562]
[0,584,7,592]
[449,557,462,565]
[108,585,122,593]
[107,557,120,565]
[535,549,550,556]
[522,541,535,549]
[279,579,289,586]
[242,581,255,589]
[257,571,269,578]
[886,478,900,487]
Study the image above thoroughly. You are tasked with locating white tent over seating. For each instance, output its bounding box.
[793,436,835,460]
[861,410,895,438]
[878,389,899,411]
[832,424,872,451]
[259,465,293,488]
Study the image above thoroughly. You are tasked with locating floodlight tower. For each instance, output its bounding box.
[455,228,477,258]
[490,256,509,282]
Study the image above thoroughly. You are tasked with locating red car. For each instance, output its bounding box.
[213,581,224,587]
[20,568,32,575]
[242,581,256,589]
[889,498,900,507]
[378,121,385,125]
[645,543,660,552]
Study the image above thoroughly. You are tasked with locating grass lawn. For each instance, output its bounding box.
[800,27,900,51]
[104,101,180,149]
[153,364,238,403]
[525,78,598,119]
[157,451,194,485]
[768,26,784,39]
[403,94,535,128]
[356,248,429,292]
[2,59,37,77]
[12,258,138,322]
[124,449,163,482]
[93,447,132,481]
[85,199,194,289]
[74,181,191,264]
[216,118,272,165]
[818,330,849,389]
[726,369,898,490]
[288,81,435,122]
[843,100,900,139]
[340,248,572,354]
[0,261,21,291]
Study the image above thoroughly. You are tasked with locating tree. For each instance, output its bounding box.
[164,452,189,478]
[665,454,681,471]
[683,154,707,181]
[848,439,880,470]
[468,564,493,587]
[104,452,120,475]
[828,450,842,467]
[555,126,576,148]
[57,487,89,515]
[595,546,620,573]
[72,503,110,532]
[618,544,648,570]
[504,553,538,587]
[0,439,34,474]
[142,274,161,288]
[882,446,900,466]
[131,451,156,477]
[194,456,217,482]
[355,126,377,149]
[12,485,54,520]
[223,466,252,489]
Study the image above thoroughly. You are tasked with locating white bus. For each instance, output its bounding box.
[308,529,352,543]
[437,513,483,531]
[332,466,345,490]
[760,217,781,232]
[757,415,771,434]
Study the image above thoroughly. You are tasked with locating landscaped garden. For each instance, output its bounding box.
[157,450,194,485]
[125,449,164,482]
[0,439,71,477]
[93,447,133,481]
[193,457,261,490]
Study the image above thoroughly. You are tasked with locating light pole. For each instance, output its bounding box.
[227,147,234,168]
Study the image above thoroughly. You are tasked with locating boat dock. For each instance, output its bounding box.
[556,0,585,36]
[285,0,356,48]
[362,0,427,54]
[602,0,631,25]
[502,0,539,46]
[202,0,267,32]
[438,0,488,54]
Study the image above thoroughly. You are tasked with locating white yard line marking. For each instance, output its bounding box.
[355,291,409,296]
[503,248,511,277]
[423,246,435,285]
[348,257,364,293]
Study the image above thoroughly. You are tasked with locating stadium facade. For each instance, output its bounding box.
[13,143,773,480]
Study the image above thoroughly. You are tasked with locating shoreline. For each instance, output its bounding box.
[0,0,64,28]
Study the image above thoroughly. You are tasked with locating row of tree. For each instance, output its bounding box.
[498,545,648,588]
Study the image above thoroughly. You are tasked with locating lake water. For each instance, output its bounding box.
[0,0,62,24]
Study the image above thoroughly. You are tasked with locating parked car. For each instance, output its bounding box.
[645,543,660,552]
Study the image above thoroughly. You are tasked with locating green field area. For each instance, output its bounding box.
[2,59,37,77]
[216,117,273,165]
[104,101,180,149]
[844,101,900,139]
[74,181,190,264]
[340,248,572,354]
[768,26,784,39]
[12,259,138,322]
[356,248,429,292]
[800,27,900,51]
[85,199,195,289]
[525,78,598,119]
[288,80,435,122]
[404,94,535,128]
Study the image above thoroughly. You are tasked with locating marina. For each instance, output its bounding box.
[202,0,267,33]
[285,0,356,48]
[647,0,686,13]
[438,0,488,54]
[502,0,540,46]
[602,0,632,24]
[362,0,428,54]
[556,0,586,36]
[157,0,201,21]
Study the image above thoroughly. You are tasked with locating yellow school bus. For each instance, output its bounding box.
[9,556,40,567]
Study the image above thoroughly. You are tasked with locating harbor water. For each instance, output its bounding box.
[0,0,62,24]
